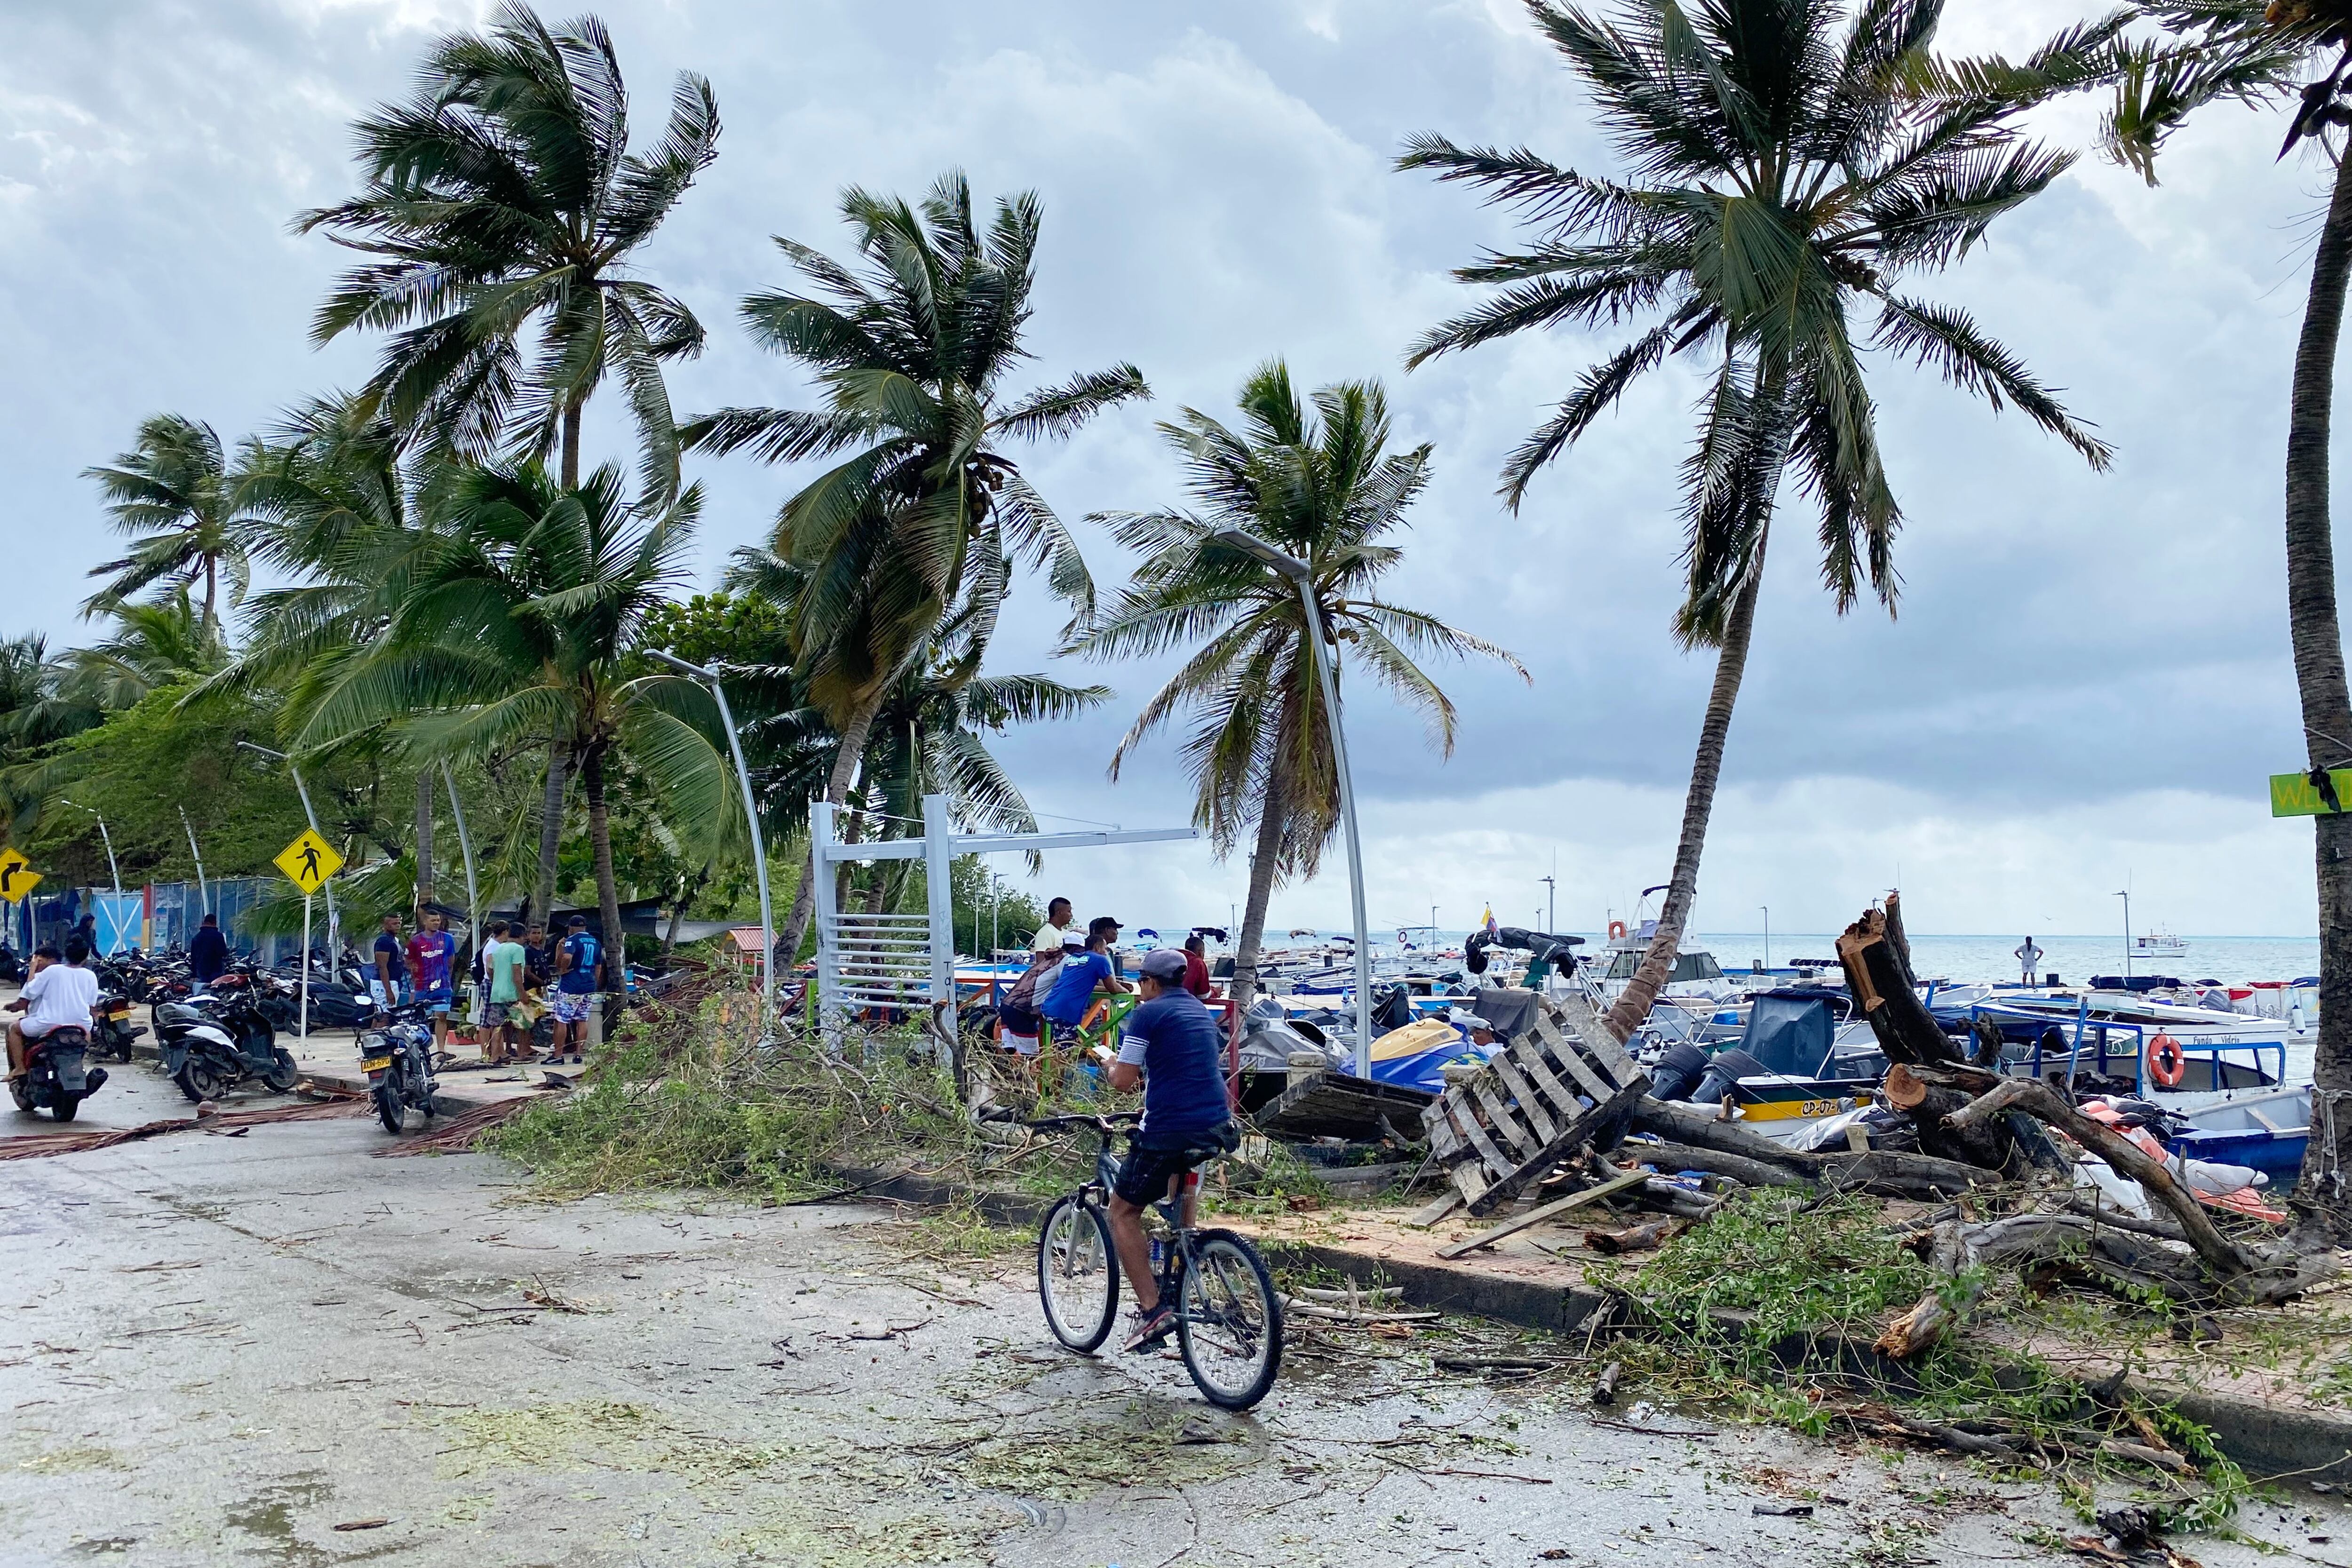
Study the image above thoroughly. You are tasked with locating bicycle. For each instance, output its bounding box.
[1029,1112,1283,1410]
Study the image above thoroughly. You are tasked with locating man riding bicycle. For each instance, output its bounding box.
[1099,946,1235,1352]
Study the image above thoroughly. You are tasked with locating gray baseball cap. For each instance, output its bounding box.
[1139,948,1188,982]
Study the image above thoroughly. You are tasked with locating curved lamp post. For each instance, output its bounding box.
[1208,527,1372,1079]
[646,650,773,1024]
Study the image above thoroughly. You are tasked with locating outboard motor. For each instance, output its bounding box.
[1649,1040,1712,1103]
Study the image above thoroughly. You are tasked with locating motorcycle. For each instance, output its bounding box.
[0,942,24,985]
[154,993,297,1102]
[10,1026,106,1121]
[360,1006,439,1134]
[91,986,145,1062]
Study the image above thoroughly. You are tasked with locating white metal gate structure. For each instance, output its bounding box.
[810,793,1198,1047]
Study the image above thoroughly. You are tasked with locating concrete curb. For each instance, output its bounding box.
[830,1159,2352,1489]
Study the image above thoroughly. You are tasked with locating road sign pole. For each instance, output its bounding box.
[300,895,312,1043]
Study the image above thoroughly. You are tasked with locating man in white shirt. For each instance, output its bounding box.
[6,938,101,1080]
[1030,898,1073,963]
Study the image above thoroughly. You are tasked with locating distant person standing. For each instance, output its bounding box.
[482,921,529,1064]
[2015,936,2044,987]
[406,909,459,1051]
[1031,898,1073,958]
[188,913,229,986]
[371,912,407,1018]
[1181,932,1215,1000]
[549,915,600,1066]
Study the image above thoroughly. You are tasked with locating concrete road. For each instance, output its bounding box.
[0,1066,2342,1567]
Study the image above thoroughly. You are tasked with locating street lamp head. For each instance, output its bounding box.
[1208,527,1311,582]
[646,648,718,681]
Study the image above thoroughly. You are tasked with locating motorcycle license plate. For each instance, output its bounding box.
[361,1055,392,1072]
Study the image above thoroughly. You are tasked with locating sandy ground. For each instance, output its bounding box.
[2,1066,2349,1567]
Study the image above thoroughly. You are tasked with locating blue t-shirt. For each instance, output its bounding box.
[1039,950,1113,1024]
[1115,992,1231,1138]
[558,932,601,994]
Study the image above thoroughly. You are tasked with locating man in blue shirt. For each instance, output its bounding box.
[549,915,600,1065]
[1038,918,1128,1031]
[1102,947,1236,1352]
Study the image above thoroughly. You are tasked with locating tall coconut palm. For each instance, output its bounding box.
[82,414,265,630]
[2097,0,2352,1236]
[1401,0,2115,1038]
[298,2,718,500]
[687,171,1148,966]
[1066,362,1526,1009]
[294,462,734,987]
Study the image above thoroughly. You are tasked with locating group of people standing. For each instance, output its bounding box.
[367,908,607,1067]
[991,897,1217,1056]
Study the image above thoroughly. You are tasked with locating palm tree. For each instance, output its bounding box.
[688,171,1148,966]
[82,414,264,630]
[228,394,453,906]
[296,0,720,500]
[294,461,734,987]
[1401,0,2114,1037]
[2098,0,2352,1238]
[1066,362,1526,1009]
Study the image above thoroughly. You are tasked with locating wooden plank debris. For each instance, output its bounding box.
[1435,1169,1651,1259]
[1250,1071,1435,1143]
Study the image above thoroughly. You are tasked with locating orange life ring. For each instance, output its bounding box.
[1607,920,1628,940]
[2146,1032,2186,1089]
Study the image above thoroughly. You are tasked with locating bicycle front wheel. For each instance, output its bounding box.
[1037,1195,1120,1353]
[1176,1229,1283,1409]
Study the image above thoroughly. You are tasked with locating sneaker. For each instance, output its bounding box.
[1121,1304,1176,1353]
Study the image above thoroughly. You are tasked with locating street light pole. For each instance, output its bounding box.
[1210,527,1373,1077]
[1761,905,1771,970]
[2116,888,2132,979]
[647,650,773,1025]
[442,764,479,954]
[58,799,121,898]
[180,807,208,918]
[238,741,338,964]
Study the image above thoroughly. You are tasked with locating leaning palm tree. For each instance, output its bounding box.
[297,0,720,500]
[295,462,734,987]
[82,414,264,629]
[688,171,1148,965]
[2097,0,2352,1237]
[1067,362,1526,1008]
[1401,0,2115,1037]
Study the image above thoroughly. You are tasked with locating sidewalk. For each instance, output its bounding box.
[124,1019,550,1111]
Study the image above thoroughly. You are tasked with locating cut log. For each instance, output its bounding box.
[1629,1097,1821,1168]
[1628,1096,2002,1198]
[1586,1219,1678,1255]
[1435,1170,1650,1260]
[1836,899,1964,1067]
[1619,1138,1810,1190]
[1592,1360,1623,1405]
[1884,1063,2018,1172]
[1813,1147,2001,1200]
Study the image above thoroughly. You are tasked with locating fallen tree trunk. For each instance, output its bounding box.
[1912,1065,2336,1303]
[1627,1097,1999,1199]
[1620,1137,1810,1190]
[1878,1212,2217,1358]
[1884,1062,2016,1171]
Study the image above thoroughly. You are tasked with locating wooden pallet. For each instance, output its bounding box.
[1420,994,1652,1216]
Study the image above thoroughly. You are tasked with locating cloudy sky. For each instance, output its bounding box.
[0,0,2334,939]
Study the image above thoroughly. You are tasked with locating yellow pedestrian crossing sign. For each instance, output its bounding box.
[0,848,42,904]
[274,829,344,894]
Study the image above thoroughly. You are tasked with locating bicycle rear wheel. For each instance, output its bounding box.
[1037,1195,1119,1352]
[1176,1229,1282,1409]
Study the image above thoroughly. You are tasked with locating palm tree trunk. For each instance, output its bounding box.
[530,739,571,925]
[414,768,435,909]
[1603,562,1766,1042]
[2287,150,2352,1243]
[561,403,583,491]
[202,557,217,634]
[773,686,886,974]
[581,740,626,987]
[1229,698,1301,1015]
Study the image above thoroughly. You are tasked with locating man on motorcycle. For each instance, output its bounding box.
[6,939,101,1081]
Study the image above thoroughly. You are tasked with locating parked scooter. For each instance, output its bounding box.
[360,1005,438,1134]
[10,1026,106,1121]
[154,995,297,1102]
[91,984,145,1062]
